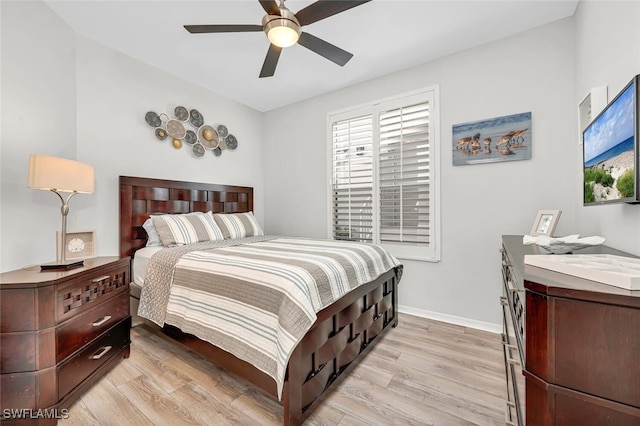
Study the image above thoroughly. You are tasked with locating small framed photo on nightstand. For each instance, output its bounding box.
[57,230,96,261]
[529,210,561,237]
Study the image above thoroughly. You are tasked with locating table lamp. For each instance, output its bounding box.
[28,154,95,270]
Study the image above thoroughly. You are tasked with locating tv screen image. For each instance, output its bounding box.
[583,75,639,205]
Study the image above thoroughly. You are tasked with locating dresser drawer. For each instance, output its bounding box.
[56,291,129,362]
[57,317,130,399]
[56,262,128,323]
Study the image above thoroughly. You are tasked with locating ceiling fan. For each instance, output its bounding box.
[184,0,371,78]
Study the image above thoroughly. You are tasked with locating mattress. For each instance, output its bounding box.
[132,246,163,288]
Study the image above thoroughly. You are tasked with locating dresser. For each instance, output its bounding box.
[500,235,640,425]
[1,257,131,425]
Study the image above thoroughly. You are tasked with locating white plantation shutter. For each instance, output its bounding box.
[379,102,430,245]
[331,115,374,242]
[328,87,439,261]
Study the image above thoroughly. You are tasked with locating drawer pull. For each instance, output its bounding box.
[92,275,111,283]
[92,315,112,327]
[91,346,112,360]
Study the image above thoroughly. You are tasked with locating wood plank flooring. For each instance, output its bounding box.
[59,314,506,425]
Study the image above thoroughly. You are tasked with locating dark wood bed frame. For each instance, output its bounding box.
[119,175,400,425]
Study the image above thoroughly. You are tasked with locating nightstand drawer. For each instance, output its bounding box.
[56,262,128,323]
[57,317,130,399]
[57,291,129,362]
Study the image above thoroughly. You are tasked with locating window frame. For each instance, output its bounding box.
[326,86,441,262]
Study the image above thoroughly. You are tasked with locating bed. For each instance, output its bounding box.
[119,175,402,425]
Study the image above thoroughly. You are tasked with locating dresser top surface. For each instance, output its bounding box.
[502,235,640,303]
[0,256,127,288]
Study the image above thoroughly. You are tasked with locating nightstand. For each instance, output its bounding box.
[0,257,131,425]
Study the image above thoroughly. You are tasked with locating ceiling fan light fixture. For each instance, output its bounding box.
[262,7,301,48]
[266,20,300,47]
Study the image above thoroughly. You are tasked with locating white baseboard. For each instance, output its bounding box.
[398,305,501,334]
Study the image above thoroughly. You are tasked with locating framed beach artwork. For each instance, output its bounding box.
[452,112,532,166]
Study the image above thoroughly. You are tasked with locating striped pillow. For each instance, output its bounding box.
[213,212,264,239]
[151,211,224,246]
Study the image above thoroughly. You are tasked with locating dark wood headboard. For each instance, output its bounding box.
[119,176,254,259]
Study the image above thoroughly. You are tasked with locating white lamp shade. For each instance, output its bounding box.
[28,154,94,193]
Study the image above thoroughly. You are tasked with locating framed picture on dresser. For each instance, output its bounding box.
[57,230,96,261]
[529,210,561,236]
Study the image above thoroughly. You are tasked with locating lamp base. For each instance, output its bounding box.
[40,260,84,271]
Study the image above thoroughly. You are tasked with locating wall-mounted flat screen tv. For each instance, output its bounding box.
[583,74,639,205]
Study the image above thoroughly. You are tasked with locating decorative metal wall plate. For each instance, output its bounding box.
[226,134,238,150]
[175,106,189,121]
[190,109,204,127]
[145,111,161,127]
[166,119,186,139]
[217,124,228,138]
[192,143,205,157]
[198,125,219,150]
[184,130,197,145]
[155,128,168,140]
[144,106,239,158]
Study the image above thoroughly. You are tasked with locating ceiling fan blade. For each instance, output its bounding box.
[184,24,263,34]
[295,0,371,26]
[259,0,281,16]
[260,44,282,78]
[297,32,353,66]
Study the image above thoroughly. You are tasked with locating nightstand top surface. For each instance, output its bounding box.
[0,256,127,288]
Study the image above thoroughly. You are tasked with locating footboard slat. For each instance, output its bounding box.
[301,319,333,356]
[337,334,363,369]
[366,312,385,343]
[315,326,350,367]
[301,362,334,408]
[337,298,364,329]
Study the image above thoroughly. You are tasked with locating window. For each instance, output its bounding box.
[328,88,440,261]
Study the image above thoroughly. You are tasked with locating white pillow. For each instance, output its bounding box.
[143,218,162,247]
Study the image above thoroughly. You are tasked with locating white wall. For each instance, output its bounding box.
[573,1,640,255]
[263,19,576,329]
[0,1,264,272]
[74,36,264,258]
[1,1,77,271]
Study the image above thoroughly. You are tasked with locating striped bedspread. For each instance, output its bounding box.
[137,236,402,398]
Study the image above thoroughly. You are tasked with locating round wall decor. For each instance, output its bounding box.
[144,106,239,159]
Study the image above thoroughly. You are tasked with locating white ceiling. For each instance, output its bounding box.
[44,0,578,112]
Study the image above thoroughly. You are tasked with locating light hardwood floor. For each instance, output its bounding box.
[59,314,505,425]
